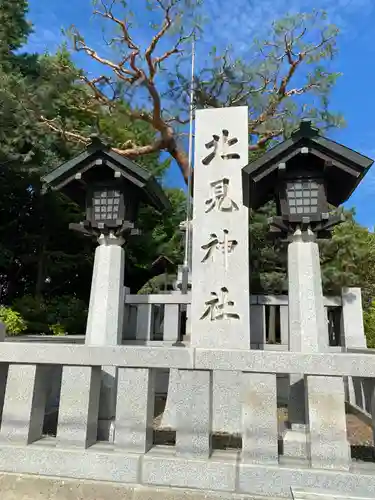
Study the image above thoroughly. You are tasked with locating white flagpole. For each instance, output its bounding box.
[181,36,196,294]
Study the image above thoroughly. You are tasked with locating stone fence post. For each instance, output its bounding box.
[341,287,366,349]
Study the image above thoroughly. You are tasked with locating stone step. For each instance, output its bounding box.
[291,488,373,500]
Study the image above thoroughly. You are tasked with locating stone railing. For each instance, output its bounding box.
[123,288,364,351]
[0,342,374,499]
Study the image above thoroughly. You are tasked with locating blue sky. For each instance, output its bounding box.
[24,0,375,228]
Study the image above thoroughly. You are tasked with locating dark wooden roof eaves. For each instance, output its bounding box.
[42,148,171,212]
[243,134,373,177]
[242,131,374,209]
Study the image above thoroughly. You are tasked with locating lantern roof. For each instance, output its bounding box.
[242,121,373,210]
[42,136,171,211]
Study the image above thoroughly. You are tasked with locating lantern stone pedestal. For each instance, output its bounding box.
[86,233,125,346]
[85,233,125,441]
[283,228,331,459]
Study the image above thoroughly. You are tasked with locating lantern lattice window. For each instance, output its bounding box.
[93,189,121,221]
[286,180,319,215]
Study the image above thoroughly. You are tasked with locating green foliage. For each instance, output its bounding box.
[45,296,88,335]
[1,0,375,338]
[249,203,375,296]
[172,10,344,144]
[49,324,67,336]
[138,273,176,294]
[0,306,27,336]
[0,0,32,60]
[127,188,186,291]
[320,208,374,295]
[12,295,88,335]
[364,301,375,348]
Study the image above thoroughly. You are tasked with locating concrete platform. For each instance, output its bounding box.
[0,472,281,500]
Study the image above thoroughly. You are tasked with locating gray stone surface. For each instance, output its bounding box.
[125,294,191,305]
[115,368,155,453]
[306,375,350,470]
[0,444,140,483]
[136,304,153,341]
[288,375,307,426]
[175,370,212,458]
[142,452,236,492]
[250,305,265,348]
[2,444,375,499]
[242,373,278,464]
[286,229,328,458]
[288,229,328,353]
[0,343,195,369]
[213,370,242,433]
[280,306,289,347]
[238,462,375,498]
[161,368,180,428]
[85,233,125,346]
[57,366,101,448]
[291,487,374,500]
[191,106,250,350]
[341,288,366,349]
[0,473,282,500]
[283,427,309,459]
[194,348,375,377]
[97,366,117,441]
[163,304,180,342]
[0,364,49,444]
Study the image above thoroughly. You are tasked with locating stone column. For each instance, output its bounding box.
[57,366,101,448]
[306,375,350,470]
[163,304,180,343]
[0,365,49,444]
[136,304,153,342]
[85,232,125,441]
[341,288,368,421]
[242,373,278,464]
[284,228,331,458]
[85,233,125,345]
[190,106,250,434]
[341,287,366,349]
[115,368,155,453]
[175,370,212,458]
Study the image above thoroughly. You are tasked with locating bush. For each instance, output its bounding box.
[45,296,88,335]
[364,300,375,348]
[13,295,88,335]
[49,323,66,336]
[12,295,49,334]
[0,306,27,336]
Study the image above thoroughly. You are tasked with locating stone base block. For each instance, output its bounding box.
[291,488,374,500]
[283,428,308,458]
[143,450,237,492]
[1,445,375,499]
[162,369,242,434]
[213,370,241,433]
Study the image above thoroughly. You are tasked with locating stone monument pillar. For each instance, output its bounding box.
[191,106,251,433]
[85,232,125,441]
[283,227,329,457]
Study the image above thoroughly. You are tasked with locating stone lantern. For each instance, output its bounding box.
[42,137,170,441]
[43,136,169,241]
[242,120,373,458]
[242,120,372,238]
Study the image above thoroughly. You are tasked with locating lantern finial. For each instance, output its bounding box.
[291,120,319,140]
